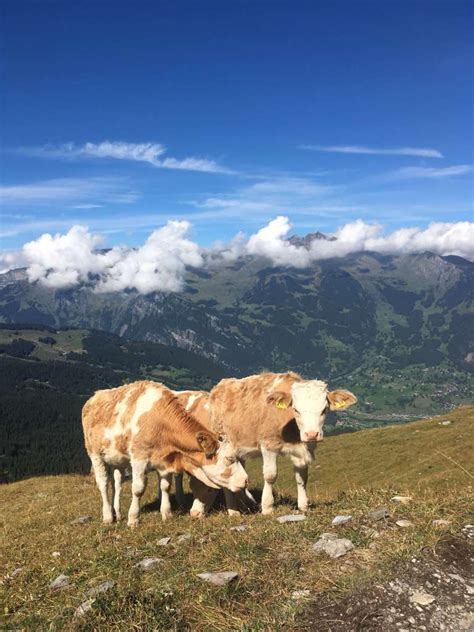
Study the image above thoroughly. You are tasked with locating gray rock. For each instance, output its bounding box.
[409,591,436,605]
[49,573,70,590]
[134,557,163,571]
[74,598,95,617]
[70,516,92,525]
[196,571,239,586]
[177,533,192,543]
[11,567,24,578]
[277,514,306,524]
[230,525,248,532]
[86,580,115,598]
[432,519,451,528]
[313,533,354,558]
[439,420,451,425]
[157,537,171,546]
[51,551,61,558]
[367,508,389,521]
[396,520,414,528]
[332,515,352,526]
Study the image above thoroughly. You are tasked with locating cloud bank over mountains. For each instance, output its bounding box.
[2,217,473,294]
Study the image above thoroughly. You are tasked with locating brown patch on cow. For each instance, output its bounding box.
[82,381,223,476]
[209,372,303,451]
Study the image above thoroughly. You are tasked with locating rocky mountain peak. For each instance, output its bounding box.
[287,232,336,248]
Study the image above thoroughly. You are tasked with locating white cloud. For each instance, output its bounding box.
[4,217,473,293]
[244,217,474,264]
[20,222,203,293]
[21,140,235,174]
[386,165,473,180]
[0,177,138,205]
[301,145,443,158]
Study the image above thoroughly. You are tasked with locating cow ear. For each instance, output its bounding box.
[266,391,292,410]
[327,389,357,411]
[196,431,219,457]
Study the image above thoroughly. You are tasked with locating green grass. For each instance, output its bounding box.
[1,407,472,630]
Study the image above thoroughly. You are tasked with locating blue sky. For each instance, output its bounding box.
[1,0,473,251]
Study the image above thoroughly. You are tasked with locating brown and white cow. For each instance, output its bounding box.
[193,372,357,516]
[82,381,248,526]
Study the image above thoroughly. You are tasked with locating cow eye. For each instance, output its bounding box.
[293,408,300,415]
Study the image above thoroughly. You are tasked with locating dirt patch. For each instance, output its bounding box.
[300,534,474,631]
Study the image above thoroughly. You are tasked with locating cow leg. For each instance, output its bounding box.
[156,471,161,504]
[127,459,148,528]
[261,448,278,515]
[90,454,113,524]
[159,472,173,521]
[290,455,309,512]
[190,477,218,518]
[224,489,241,516]
[174,472,185,509]
[113,468,123,521]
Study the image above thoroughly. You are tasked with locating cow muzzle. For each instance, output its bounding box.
[303,431,322,443]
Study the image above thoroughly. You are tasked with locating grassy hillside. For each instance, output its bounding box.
[1,407,472,630]
[0,326,228,483]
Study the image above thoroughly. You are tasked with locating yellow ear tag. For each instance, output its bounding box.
[334,401,346,409]
[276,400,288,410]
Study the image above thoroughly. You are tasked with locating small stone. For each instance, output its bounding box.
[52,551,61,558]
[332,515,352,526]
[197,571,239,586]
[134,557,163,571]
[291,589,311,601]
[396,520,414,528]
[70,516,92,525]
[230,525,248,532]
[11,567,24,578]
[74,598,95,617]
[277,514,306,524]
[438,420,451,425]
[49,573,70,590]
[367,508,389,521]
[86,580,115,597]
[313,535,354,558]
[432,519,451,528]
[409,591,436,606]
[157,537,171,546]
[391,496,412,505]
[177,533,192,543]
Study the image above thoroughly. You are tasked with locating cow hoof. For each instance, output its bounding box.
[227,509,241,517]
[103,515,114,525]
[115,512,122,521]
[161,510,173,521]
[261,506,274,515]
[298,504,308,513]
[127,519,139,528]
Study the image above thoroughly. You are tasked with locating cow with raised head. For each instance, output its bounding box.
[189,372,357,516]
[82,381,248,526]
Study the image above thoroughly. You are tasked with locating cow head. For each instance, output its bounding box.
[267,381,357,443]
[192,431,249,492]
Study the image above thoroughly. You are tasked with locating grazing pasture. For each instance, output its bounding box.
[1,407,473,631]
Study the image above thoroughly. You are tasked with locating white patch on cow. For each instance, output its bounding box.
[130,386,163,436]
[104,389,133,442]
[291,380,328,441]
[185,393,202,411]
[270,375,285,389]
[203,402,209,410]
